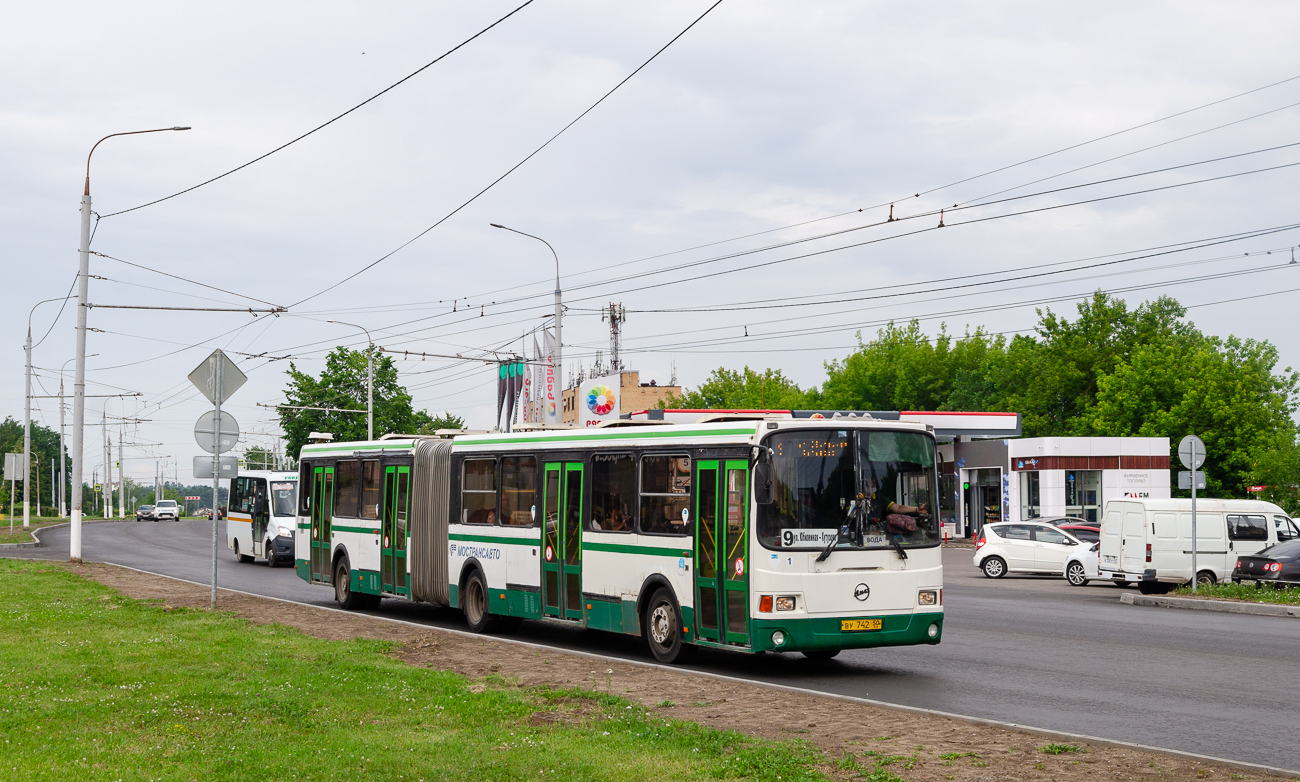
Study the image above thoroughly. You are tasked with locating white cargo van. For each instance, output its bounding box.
[1098,498,1290,593]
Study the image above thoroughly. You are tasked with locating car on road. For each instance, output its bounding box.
[202,507,225,520]
[135,504,155,522]
[1064,541,1100,586]
[1057,524,1101,543]
[153,499,179,521]
[974,520,1086,578]
[1232,539,1300,588]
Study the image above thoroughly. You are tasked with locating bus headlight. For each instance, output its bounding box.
[277,524,295,537]
[775,596,796,611]
[771,630,787,647]
[927,623,939,639]
[918,590,938,606]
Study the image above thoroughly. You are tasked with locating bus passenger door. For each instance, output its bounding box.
[381,466,411,595]
[541,462,584,621]
[310,466,334,583]
[694,460,750,646]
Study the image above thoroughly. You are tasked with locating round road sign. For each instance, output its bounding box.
[1178,434,1206,470]
[194,411,240,454]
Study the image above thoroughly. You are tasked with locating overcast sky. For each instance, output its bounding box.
[4,1,1299,487]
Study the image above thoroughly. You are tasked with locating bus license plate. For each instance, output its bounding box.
[841,619,882,632]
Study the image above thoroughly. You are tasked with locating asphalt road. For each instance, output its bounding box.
[9,520,1298,770]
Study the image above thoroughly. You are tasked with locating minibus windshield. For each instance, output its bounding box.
[271,482,298,517]
[758,429,939,551]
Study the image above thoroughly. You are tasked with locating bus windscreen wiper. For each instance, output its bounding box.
[815,534,839,562]
[890,535,909,560]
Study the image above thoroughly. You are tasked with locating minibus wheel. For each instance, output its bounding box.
[233,540,253,564]
[1195,570,1216,586]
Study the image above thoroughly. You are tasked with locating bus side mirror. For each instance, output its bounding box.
[754,463,774,505]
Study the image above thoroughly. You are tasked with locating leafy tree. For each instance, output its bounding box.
[417,412,467,433]
[279,347,437,458]
[661,367,809,409]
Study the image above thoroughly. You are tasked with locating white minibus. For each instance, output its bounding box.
[226,470,299,566]
[1098,497,1294,593]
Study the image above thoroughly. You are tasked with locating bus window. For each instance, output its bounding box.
[360,461,381,519]
[271,482,297,517]
[231,477,252,514]
[462,459,497,524]
[500,456,537,526]
[592,454,635,532]
[297,462,312,514]
[640,455,691,535]
[334,461,360,518]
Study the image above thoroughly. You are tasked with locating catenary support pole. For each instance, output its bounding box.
[1191,439,1199,594]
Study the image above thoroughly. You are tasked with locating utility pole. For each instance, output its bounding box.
[117,417,124,518]
[327,321,374,440]
[25,297,65,529]
[71,125,190,562]
[102,409,110,519]
[491,223,562,408]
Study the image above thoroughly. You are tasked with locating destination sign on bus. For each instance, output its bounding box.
[781,529,888,547]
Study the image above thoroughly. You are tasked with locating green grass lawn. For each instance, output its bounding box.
[1172,580,1300,605]
[0,517,69,545]
[0,559,826,781]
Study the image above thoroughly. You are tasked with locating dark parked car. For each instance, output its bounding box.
[1058,524,1101,543]
[203,507,225,520]
[1232,539,1300,587]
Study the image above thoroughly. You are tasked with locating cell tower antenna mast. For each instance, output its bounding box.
[602,302,627,374]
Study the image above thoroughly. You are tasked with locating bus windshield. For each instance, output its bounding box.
[758,429,939,551]
[271,482,298,517]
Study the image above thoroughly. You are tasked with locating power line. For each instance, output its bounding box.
[91,251,284,308]
[289,0,726,309]
[405,72,1300,304]
[97,1,539,219]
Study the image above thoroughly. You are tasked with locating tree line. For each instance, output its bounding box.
[665,293,1300,509]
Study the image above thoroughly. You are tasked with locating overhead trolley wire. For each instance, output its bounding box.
[98,1,539,220]
[413,72,1300,304]
[288,0,726,309]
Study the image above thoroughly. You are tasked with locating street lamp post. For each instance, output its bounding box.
[25,297,67,529]
[327,320,374,440]
[490,224,561,420]
[71,126,189,562]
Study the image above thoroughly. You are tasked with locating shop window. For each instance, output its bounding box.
[334,461,360,518]
[1019,471,1041,519]
[359,460,381,519]
[591,454,636,532]
[1065,470,1101,523]
[500,456,537,526]
[640,455,691,535]
[461,459,497,524]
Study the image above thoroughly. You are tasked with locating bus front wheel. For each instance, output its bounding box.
[643,588,692,664]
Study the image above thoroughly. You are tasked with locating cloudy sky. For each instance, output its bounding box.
[4,1,1299,487]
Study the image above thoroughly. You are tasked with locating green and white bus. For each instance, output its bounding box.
[294,417,943,662]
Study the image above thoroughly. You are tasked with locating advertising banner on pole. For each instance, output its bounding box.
[543,328,559,425]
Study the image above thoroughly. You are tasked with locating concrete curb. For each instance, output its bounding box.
[1121,591,1300,618]
[0,518,123,550]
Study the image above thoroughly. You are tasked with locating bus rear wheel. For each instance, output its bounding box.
[643,588,691,664]
[233,540,253,564]
[463,570,491,633]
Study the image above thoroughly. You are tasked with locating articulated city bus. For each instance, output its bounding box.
[293,417,943,662]
[227,470,299,566]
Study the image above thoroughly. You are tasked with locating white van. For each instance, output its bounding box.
[226,471,299,566]
[1098,498,1293,593]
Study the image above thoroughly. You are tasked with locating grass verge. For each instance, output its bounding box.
[0,517,69,545]
[1171,581,1300,606]
[0,559,826,781]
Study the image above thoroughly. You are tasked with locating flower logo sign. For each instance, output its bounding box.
[586,385,615,416]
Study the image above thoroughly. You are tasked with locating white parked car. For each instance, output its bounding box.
[974,521,1086,578]
[1064,542,1100,586]
[153,499,179,521]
